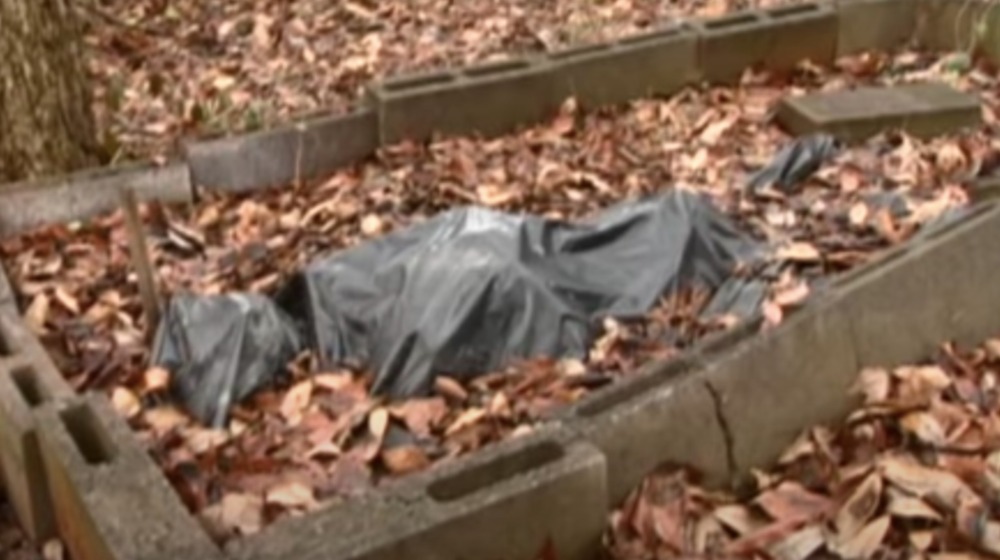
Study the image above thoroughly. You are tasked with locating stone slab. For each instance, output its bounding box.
[776,83,982,143]
[550,23,699,110]
[915,0,1000,55]
[35,394,224,560]
[0,161,192,238]
[185,109,378,193]
[836,0,917,56]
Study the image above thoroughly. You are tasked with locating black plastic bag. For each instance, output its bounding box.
[279,189,760,398]
[747,134,840,195]
[151,293,303,427]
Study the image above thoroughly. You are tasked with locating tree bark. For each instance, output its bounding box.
[0,0,99,183]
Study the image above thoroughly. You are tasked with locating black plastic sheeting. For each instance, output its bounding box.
[152,135,843,427]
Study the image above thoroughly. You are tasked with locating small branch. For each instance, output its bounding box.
[119,187,162,341]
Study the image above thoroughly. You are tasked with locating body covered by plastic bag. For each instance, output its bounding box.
[278,188,760,398]
[151,293,303,427]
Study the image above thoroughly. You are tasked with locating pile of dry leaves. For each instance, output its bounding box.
[606,338,1000,560]
[2,49,996,539]
[82,0,797,159]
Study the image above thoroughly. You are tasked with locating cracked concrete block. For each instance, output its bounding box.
[0,161,192,237]
[234,428,606,560]
[832,201,1000,368]
[36,394,223,560]
[567,356,730,505]
[701,298,858,484]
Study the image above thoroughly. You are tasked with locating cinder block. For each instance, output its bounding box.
[566,356,730,505]
[185,109,378,194]
[0,307,74,541]
[776,83,982,143]
[234,428,606,560]
[549,23,699,110]
[0,161,192,237]
[369,57,566,145]
[969,173,1000,202]
[0,262,14,311]
[700,299,858,484]
[693,2,837,85]
[915,0,1000,54]
[833,201,1000,367]
[35,394,224,560]
[836,0,917,56]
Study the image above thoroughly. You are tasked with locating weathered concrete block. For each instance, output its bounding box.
[701,299,858,484]
[833,201,1000,368]
[235,429,606,560]
[369,57,566,145]
[35,394,224,560]
[915,0,1000,54]
[0,161,192,237]
[693,2,837,85]
[185,109,378,193]
[0,307,74,542]
[566,356,730,505]
[550,23,699,110]
[836,0,917,56]
[0,263,14,311]
[968,173,1000,202]
[776,83,982,143]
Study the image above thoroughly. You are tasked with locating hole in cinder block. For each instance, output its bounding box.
[464,58,531,78]
[61,405,116,465]
[382,72,456,92]
[550,43,610,61]
[704,12,759,29]
[767,2,820,18]
[428,441,564,502]
[619,25,682,46]
[576,358,693,418]
[11,366,47,407]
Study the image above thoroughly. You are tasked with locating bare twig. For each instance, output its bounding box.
[119,187,162,341]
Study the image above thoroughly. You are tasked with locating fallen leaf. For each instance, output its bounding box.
[900,411,947,445]
[381,445,431,475]
[775,242,821,263]
[852,368,891,404]
[830,515,890,559]
[755,481,831,522]
[699,112,738,145]
[111,386,141,419]
[42,539,64,560]
[143,366,171,392]
[313,373,354,392]
[886,488,941,521]
[265,481,317,510]
[305,442,343,460]
[768,525,825,560]
[445,407,487,436]
[202,493,263,536]
[434,376,468,401]
[52,286,80,314]
[360,214,385,236]
[835,472,882,539]
[143,406,189,434]
[909,529,935,551]
[879,455,978,511]
[773,282,810,308]
[848,202,869,227]
[368,407,390,440]
[24,293,50,334]
[280,380,313,424]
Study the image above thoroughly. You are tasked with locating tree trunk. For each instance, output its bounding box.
[0,0,99,183]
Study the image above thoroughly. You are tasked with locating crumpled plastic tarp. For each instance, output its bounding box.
[151,189,762,425]
[746,134,840,194]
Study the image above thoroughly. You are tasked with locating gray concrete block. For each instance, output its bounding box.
[693,2,838,85]
[185,109,378,194]
[833,201,1000,368]
[776,83,982,143]
[550,23,699,110]
[370,57,566,145]
[701,299,859,484]
[568,356,730,505]
[0,263,15,312]
[235,428,606,560]
[0,307,75,541]
[35,394,223,560]
[0,161,192,237]
[915,0,1000,53]
[836,0,917,56]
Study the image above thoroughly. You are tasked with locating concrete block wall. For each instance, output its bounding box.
[2,1,999,559]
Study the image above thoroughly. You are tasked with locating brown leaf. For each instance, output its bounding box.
[445,407,487,436]
[202,493,263,536]
[886,488,941,521]
[908,529,935,551]
[835,472,882,540]
[143,366,171,393]
[768,525,825,560]
[879,455,978,511]
[24,292,50,334]
[830,515,890,559]
[313,373,355,392]
[280,380,313,425]
[434,376,468,401]
[360,214,385,236]
[368,407,390,440]
[381,445,431,475]
[773,282,810,308]
[900,411,947,445]
[477,184,519,207]
[111,386,141,419]
[853,368,891,404]
[389,398,448,438]
[143,406,189,434]
[755,481,831,523]
[52,286,80,314]
[699,112,738,146]
[42,539,64,560]
[714,504,760,536]
[775,242,821,263]
[848,202,869,228]
[265,481,318,511]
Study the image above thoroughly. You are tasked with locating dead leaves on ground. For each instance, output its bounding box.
[607,338,1000,559]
